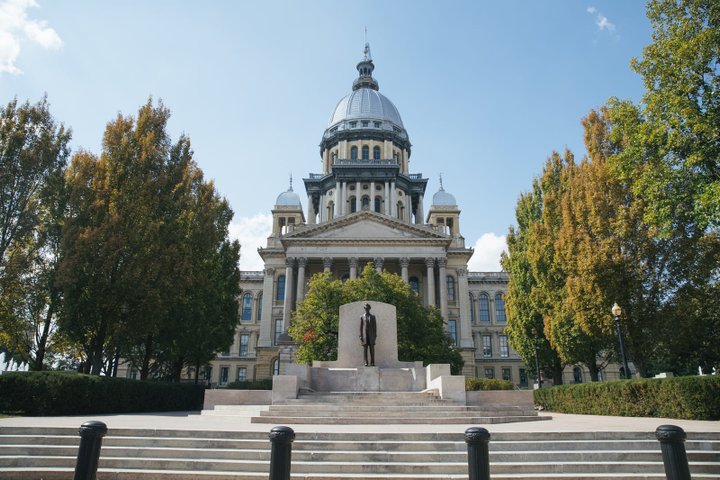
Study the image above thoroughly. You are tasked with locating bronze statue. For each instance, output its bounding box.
[359,303,377,366]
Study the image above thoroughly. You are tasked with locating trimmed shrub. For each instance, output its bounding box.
[224,378,273,390]
[0,371,205,416]
[534,375,720,420]
[466,377,514,391]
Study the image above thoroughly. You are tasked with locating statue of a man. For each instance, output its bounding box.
[359,303,377,366]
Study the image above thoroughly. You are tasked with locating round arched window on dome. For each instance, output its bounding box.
[373,146,381,160]
[350,146,358,160]
[362,145,369,160]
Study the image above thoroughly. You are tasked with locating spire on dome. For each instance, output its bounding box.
[289,174,293,192]
[353,40,379,91]
[439,173,444,191]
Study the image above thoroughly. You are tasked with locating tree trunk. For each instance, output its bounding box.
[586,361,600,382]
[170,359,184,382]
[33,292,57,371]
[551,358,564,385]
[89,320,107,375]
[140,334,154,380]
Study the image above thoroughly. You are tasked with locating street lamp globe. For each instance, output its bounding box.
[612,303,622,317]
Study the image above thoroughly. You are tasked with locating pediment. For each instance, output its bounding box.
[283,211,448,243]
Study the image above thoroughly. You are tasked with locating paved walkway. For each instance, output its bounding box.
[1,409,718,434]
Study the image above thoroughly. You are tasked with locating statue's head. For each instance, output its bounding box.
[364,303,371,311]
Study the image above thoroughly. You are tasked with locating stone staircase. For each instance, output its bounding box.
[1,426,719,479]
[233,390,545,424]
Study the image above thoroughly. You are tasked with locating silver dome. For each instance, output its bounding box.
[328,88,404,129]
[432,188,457,207]
[275,189,302,207]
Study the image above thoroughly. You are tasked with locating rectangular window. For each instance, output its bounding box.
[519,368,528,388]
[129,368,137,380]
[502,367,512,382]
[220,349,230,357]
[479,295,490,322]
[448,319,457,347]
[204,366,212,382]
[274,319,282,346]
[482,335,492,358]
[220,367,229,386]
[499,335,509,358]
[240,334,249,357]
[241,293,253,321]
[237,367,247,382]
[484,367,495,379]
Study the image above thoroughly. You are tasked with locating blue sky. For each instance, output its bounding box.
[0,0,653,271]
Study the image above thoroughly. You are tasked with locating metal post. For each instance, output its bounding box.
[465,427,491,480]
[656,425,691,480]
[615,315,631,379]
[534,345,543,388]
[73,421,107,480]
[269,425,295,480]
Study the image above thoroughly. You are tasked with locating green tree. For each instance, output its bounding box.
[0,97,71,369]
[290,264,463,373]
[609,0,719,232]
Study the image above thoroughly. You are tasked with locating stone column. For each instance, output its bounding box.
[390,183,397,217]
[425,257,436,307]
[438,257,448,319]
[374,257,384,273]
[295,257,307,302]
[257,267,275,348]
[384,181,390,215]
[307,195,315,224]
[400,257,410,283]
[322,257,333,273]
[417,195,424,224]
[333,186,339,218]
[349,257,359,279]
[456,267,474,348]
[282,259,295,332]
[356,181,361,211]
[319,193,325,222]
[337,182,344,216]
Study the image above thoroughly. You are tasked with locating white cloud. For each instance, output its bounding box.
[586,6,615,33]
[229,213,273,271]
[0,0,62,74]
[468,232,507,272]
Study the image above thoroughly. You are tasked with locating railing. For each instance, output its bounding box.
[72,422,692,480]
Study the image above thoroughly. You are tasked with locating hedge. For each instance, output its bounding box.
[0,371,205,416]
[465,377,514,391]
[223,378,273,390]
[534,375,720,420]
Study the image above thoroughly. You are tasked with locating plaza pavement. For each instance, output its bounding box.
[1,409,718,435]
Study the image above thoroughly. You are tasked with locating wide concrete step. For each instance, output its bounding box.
[258,404,536,416]
[251,414,549,424]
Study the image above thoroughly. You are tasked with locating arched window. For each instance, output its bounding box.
[273,359,280,376]
[446,276,456,302]
[573,366,583,383]
[350,196,357,213]
[257,293,263,321]
[373,146,381,160]
[409,276,420,294]
[361,196,370,210]
[327,202,334,220]
[276,276,286,301]
[448,319,457,346]
[361,145,369,159]
[241,293,253,320]
[350,146,358,160]
[495,292,506,322]
[374,196,382,213]
[478,293,490,322]
[469,293,475,323]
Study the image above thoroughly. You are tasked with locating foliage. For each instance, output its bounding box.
[224,378,273,390]
[57,99,239,378]
[0,371,205,415]
[0,97,71,370]
[534,375,720,420]
[290,265,464,373]
[465,377,514,391]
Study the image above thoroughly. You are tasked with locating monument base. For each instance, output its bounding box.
[310,364,425,392]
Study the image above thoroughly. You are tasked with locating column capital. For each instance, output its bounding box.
[425,257,436,268]
[322,257,333,270]
[296,257,307,268]
[437,257,448,268]
[348,257,359,268]
[264,267,275,276]
[399,257,410,268]
[285,257,295,268]
[456,267,467,277]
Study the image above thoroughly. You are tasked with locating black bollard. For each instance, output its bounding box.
[465,426,491,480]
[655,425,691,480]
[269,425,295,480]
[73,420,108,480]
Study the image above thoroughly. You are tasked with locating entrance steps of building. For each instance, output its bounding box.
[1,427,718,479]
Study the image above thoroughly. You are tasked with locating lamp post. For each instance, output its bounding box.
[612,303,631,379]
[531,328,543,388]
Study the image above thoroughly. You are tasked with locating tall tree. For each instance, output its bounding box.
[290,264,463,373]
[0,97,71,369]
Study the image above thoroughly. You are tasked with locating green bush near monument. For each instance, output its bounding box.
[0,371,205,416]
[222,378,273,390]
[465,377,514,391]
[534,375,720,420]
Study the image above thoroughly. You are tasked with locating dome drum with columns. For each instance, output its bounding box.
[190,44,614,388]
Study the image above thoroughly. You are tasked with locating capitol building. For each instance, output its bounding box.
[206,45,527,387]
